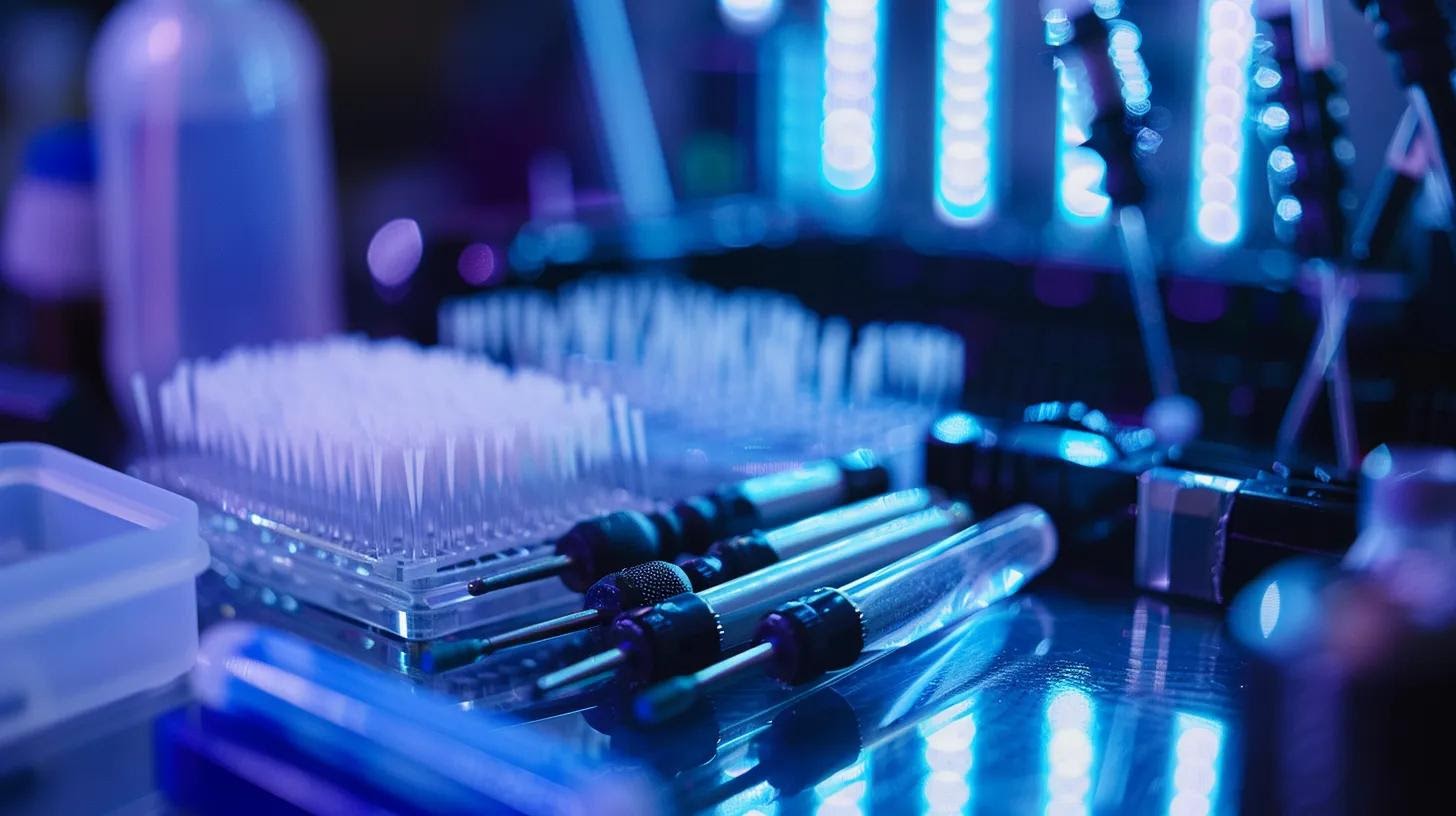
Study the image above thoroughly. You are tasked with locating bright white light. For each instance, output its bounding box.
[935,0,999,224]
[1045,689,1097,816]
[822,0,882,194]
[1049,14,1148,226]
[1190,0,1254,245]
[1259,581,1281,637]
[1276,195,1303,223]
[719,0,781,33]
[1167,714,1225,816]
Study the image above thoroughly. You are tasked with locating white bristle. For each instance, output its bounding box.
[439,275,967,453]
[143,336,645,564]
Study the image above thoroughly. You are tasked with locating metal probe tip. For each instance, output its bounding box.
[423,609,607,673]
[467,554,574,595]
[634,642,777,724]
[535,648,628,695]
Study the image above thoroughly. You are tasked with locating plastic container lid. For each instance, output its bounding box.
[0,442,205,743]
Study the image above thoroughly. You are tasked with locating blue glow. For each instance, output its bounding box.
[934,0,999,224]
[1045,688,1097,816]
[1253,65,1281,91]
[1057,431,1116,468]
[822,0,883,195]
[571,0,675,218]
[719,0,782,33]
[1189,0,1255,246]
[1167,713,1225,816]
[1275,195,1302,223]
[1050,48,1110,224]
[921,699,976,814]
[932,412,983,445]
[1259,104,1290,137]
[1109,21,1152,115]
[771,24,824,206]
[1268,145,1295,185]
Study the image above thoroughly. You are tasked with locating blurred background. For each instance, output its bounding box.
[2,0,1447,470]
[6,3,1456,815]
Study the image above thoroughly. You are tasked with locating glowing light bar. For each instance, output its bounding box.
[822,0,883,195]
[935,0,999,224]
[719,0,782,33]
[1189,0,1256,246]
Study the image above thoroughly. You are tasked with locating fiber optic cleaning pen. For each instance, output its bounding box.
[634,504,1056,723]
[467,450,891,595]
[532,504,976,693]
[426,489,939,671]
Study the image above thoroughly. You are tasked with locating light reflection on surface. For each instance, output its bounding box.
[814,759,869,816]
[1044,688,1097,816]
[919,698,976,814]
[1167,713,1225,816]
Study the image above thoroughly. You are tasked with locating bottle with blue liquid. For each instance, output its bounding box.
[90,0,340,423]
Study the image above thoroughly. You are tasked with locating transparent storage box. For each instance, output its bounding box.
[0,443,206,744]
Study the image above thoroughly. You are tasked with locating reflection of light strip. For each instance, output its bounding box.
[815,758,869,815]
[822,0,883,194]
[934,0,999,224]
[921,699,976,813]
[1045,688,1096,816]
[719,0,782,33]
[571,0,674,217]
[1189,0,1255,245]
[1167,713,1225,816]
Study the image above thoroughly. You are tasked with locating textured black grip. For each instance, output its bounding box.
[611,592,724,683]
[756,589,865,685]
[835,451,892,502]
[583,561,693,618]
[555,511,666,592]
[703,534,780,583]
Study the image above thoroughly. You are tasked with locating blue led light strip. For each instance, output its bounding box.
[1189,0,1256,246]
[935,0,999,224]
[822,0,883,195]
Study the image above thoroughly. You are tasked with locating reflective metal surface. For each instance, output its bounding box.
[523,584,1244,815]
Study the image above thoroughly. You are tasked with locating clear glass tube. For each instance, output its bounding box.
[762,487,935,561]
[843,504,1056,650]
[703,503,974,647]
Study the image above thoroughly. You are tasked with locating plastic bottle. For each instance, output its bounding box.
[89,0,340,425]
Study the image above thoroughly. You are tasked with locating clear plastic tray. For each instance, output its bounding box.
[0,443,206,744]
[135,458,650,640]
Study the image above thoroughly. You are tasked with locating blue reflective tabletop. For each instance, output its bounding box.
[0,580,1244,816]
[508,585,1244,816]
